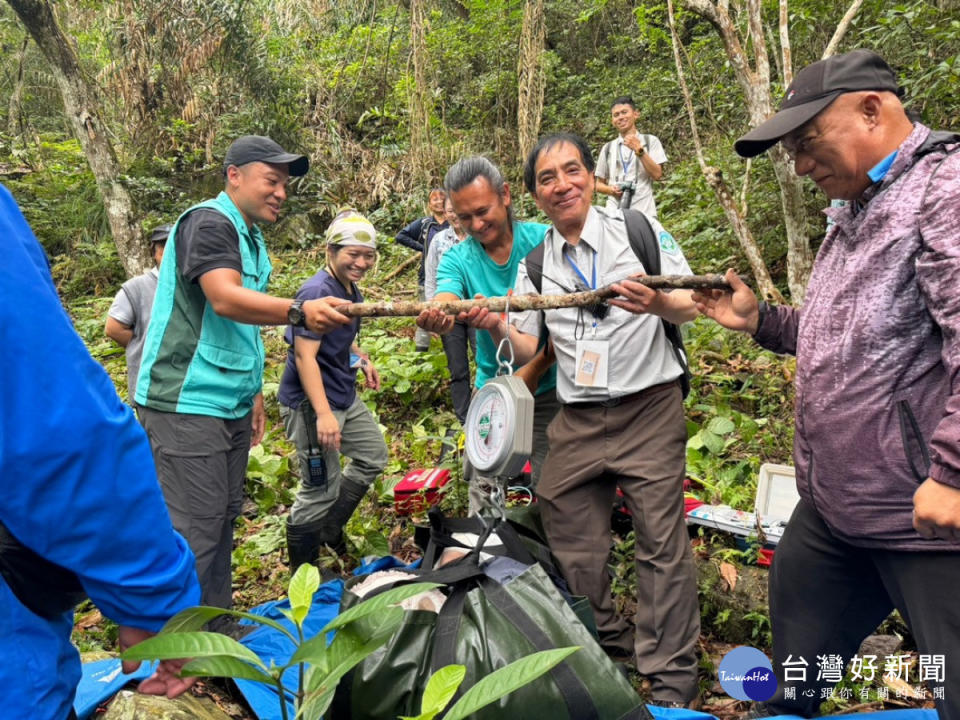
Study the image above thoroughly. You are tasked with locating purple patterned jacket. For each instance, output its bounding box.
[755,123,960,550]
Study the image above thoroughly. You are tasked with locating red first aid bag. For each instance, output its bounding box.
[394,468,451,515]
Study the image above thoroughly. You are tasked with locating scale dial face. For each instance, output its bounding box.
[465,383,516,473]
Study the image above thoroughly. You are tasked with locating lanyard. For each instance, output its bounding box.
[565,247,596,289]
[565,246,601,333]
[618,142,634,177]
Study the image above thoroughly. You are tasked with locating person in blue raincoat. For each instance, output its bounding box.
[0,184,202,719]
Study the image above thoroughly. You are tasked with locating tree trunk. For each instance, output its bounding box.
[769,146,814,301]
[516,0,546,169]
[668,0,785,303]
[409,0,432,187]
[6,0,147,277]
[679,0,819,303]
[7,36,29,139]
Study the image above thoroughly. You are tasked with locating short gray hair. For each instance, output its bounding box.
[444,156,506,197]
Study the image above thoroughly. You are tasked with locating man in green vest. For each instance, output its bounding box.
[136,135,350,632]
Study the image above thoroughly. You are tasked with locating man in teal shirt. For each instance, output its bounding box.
[417,156,558,507]
[137,136,351,629]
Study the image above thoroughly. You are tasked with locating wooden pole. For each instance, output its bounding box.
[339,273,733,318]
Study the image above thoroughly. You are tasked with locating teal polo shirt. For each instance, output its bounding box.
[435,220,557,395]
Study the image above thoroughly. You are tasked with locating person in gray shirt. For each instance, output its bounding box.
[106,224,171,405]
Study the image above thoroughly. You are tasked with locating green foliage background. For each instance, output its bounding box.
[2,0,957,297]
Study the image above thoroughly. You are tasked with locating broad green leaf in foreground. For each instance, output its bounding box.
[296,624,404,720]
[301,614,401,690]
[179,655,276,685]
[289,563,321,625]
[442,647,580,720]
[158,605,295,643]
[320,582,440,633]
[399,664,467,720]
[120,630,268,672]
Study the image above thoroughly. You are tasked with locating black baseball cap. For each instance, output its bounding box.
[734,50,901,158]
[223,135,309,176]
[149,223,173,245]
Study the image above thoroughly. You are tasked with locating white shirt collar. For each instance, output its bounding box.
[548,206,601,256]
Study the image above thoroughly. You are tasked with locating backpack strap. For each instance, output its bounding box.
[598,139,614,181]
[524,241,546,294]
[420,217,436,258]
[916,130,960,158]
[917,131,960,207]
[622,209,691,398]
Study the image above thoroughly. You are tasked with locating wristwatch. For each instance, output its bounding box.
[288,299,306,327]
[635,146,646,157]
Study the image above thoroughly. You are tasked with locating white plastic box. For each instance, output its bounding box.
[753,463,800,545]
[686,463,800,547]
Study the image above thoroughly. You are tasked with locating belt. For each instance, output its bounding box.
[563,379,679,410]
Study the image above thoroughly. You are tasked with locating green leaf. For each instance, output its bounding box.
[362,529,391,556]
[158,605,295,643]
[442,647,580,720]
[395,378,411,393]
[707,416,736,435]
[296,621,404,718]
[420,664,466,717]
[701,429,726,455]
[179,655,276,685]
[245,523,285,555]
[289,563,321,625]
[296,609,401,673]
[297,687,336,720]
[320,582,440,634]
[120,631,268,672]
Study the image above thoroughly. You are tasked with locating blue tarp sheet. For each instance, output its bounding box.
[74,657,155,718]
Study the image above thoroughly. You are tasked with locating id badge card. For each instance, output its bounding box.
[575,340,609,388]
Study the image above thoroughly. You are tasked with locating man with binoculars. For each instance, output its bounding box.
[595,96,667,218]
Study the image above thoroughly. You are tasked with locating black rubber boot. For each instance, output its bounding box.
[286,517,338,570]
[322,479,370,552]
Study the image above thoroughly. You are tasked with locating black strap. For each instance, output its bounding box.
[421,509,508,570]
[622,209,691,397]
[525,241,546,294]
[915,130,960,157]
[472,575,600,720]
[430,584,468,675]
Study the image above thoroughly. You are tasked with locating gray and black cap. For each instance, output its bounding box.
[223,135,309,176]
[734,49,901,158]
[149,224,173,245]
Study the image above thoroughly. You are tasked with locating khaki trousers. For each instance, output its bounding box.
[538,380,700,704]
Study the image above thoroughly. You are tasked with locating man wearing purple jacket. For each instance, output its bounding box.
[695,50,960,717]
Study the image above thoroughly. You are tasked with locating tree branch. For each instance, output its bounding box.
[668,0,784,304]
[779,0,792,86]
[339,274,735,317]
[821,0,866,59]
[380,252,421,282]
